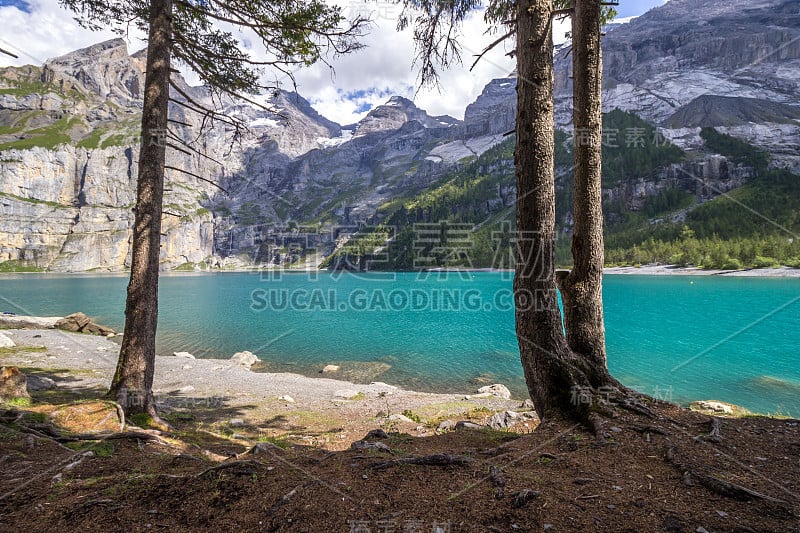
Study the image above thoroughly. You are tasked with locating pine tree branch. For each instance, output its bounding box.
[165,165,227,193]
[470,28,516,71]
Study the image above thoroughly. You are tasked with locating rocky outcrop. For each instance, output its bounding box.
[0,366,29,401]
[353,96,459,137]
[42,38,146,108]
[462,75,516,136]
[0,143,215,271]
[55,312,115,336]
[602,154,755,213]
[1,38,351,271]
[554,0,800,167]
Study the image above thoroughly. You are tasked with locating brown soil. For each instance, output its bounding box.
[1,398,798,532]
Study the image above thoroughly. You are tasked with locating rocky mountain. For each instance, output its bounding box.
[559,0,800,170]
[0,0,798,272]
[0,39,350,271]
[352,96,460,137]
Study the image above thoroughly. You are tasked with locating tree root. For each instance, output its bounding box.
[629,425,668,436]
[665,446,786,504]
[586,412,607,443]
[617,397,656,418]
[371,453,474,471]
[196,459,261,478]
[694,417,722,443]
[489,465,506,499]
[21,423,169,445]
[512,488,540,508]
[268,484,306,515]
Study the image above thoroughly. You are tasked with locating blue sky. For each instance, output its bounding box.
[0,0,30,11]
[1,0,669,123]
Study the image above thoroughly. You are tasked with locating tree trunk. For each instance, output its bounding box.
[108,0,172,423]
[557,0,610,379]
[515,0,595,419]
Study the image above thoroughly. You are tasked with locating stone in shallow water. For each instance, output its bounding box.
[173,351,195,359]
[321,364,340,373]
[743,375,800,394]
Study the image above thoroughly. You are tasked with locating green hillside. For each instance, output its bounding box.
[329,114,799,271]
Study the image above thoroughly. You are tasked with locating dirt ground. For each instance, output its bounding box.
[0,394,798,532]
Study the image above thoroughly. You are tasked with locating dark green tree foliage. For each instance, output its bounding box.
[699,127,770,173]
[605,161,800,269]
[601,110,684,185]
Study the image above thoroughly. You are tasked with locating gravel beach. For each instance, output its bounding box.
[0,325,529,448]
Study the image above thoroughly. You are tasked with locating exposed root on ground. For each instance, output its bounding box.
[694,416,723,443]
[665,445,787,504]
[371,453,474,470]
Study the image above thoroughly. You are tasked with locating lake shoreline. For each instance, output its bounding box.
[1,321,783,421]
[2,264,799,277]
[603,264,800,277]
[0,326,534,446]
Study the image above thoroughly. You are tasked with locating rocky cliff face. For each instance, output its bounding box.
[0,39,345,271]
[555,0,800,169]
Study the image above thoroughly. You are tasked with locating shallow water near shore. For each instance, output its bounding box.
[1,271,799,416]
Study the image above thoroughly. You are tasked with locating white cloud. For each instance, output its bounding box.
[1,0,146,66]
[0,0,571,126]
[281,4,570,124]
[291,6,521,124]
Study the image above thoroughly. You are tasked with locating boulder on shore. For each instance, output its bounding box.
[55,312,115,336]
[488,410,539,430]
[477,383,512,400]
[0,333,15,348]
[230,350,259,368]
[689,400,743,416]
[0,366,29,401]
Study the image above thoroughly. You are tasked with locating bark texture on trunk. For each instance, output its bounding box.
[515,0,594,419]
[108,0,172,419]
[557,0,609,380]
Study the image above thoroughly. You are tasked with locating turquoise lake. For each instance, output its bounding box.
[1,272,799,416]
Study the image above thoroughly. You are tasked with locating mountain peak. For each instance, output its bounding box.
[384,95,414,107]
[43,38,144,106]
[353,96,459,137]
[47,38,130,66]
